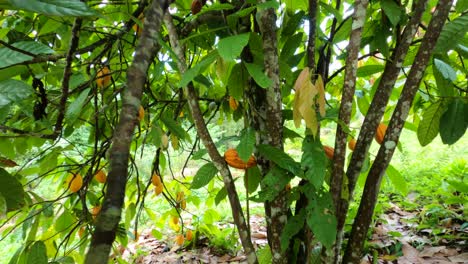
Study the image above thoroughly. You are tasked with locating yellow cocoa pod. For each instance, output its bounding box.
[151,173,162,187]
[180,200,186,210]
[224,148,256,170]
[175,234,184,246]
[186,230,193,241]
[95,170,107,183]
[375,123,387,144]
[66,173,83,193]
[155,183,164,196]
[171,216,179,226]
[96,66,111,88]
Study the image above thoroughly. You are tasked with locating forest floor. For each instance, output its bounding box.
[120,203,467,264]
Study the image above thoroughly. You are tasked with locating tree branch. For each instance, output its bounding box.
[84,0,169,263]
[343,1,453,262]
[163,13,258,264]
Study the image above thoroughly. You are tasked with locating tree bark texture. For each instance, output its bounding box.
[84,1,169,263]
[328,1,369,262]
[163,13,258,264]
[256,4,288,264]
[343,1,453,263]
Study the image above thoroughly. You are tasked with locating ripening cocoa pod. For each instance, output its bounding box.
[375,123,387,144]
[224,148,256,169]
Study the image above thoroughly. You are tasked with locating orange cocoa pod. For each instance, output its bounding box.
[224,148,256,169]
[229,96,238,111]
[186,230,193,241]
[138,106,145,122]
[175,234,184,246]
[96,66,111,88]
[375,123,387,144]
[95,170,107,183]
[66,173,83,193]
[151,173,162,187]
[348,139,356,151]
[91,205,101,219]
[155,183,164,196]
[323,146,334,160]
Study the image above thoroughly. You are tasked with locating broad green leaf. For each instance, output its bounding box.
[160,114,188,140]
[439,99,468,145]
[55,210,74,232]
[8,0,98,16]
[433,60,455,96]
[256,166,292,202]
[319,2,342,22]
[433,58,457,81]
[217,33,250,62]
[257,244,272,264]
[191,163,218,189]
[281,11,305,37]
[228,63,248,100]
[245,166,261,194]
[280,210,305,251]
[380,0,402,25]
[65,88,90,126]
[280,33,303,61]
[284,0,307,11]
[244,63,273,88]
[0,168,25,211]
[333,18,352,43]
[257,144,301,176]
[257,1,280,10]
[26,241,47,264]
[0,65,29,81]
[306,191,336,248]
[0,79,34,109]
[0,41,54,69]
[446,180,468,193]
[357,65,385,77]
[215,187,227,205]
[356,93,370,116]
[301,136,327,189]
[434,14,468,53]
[386,164,408,195]
[179,51,218,87]
[0,193,6,217]
[417,100,445,146]
[236,128,255,162]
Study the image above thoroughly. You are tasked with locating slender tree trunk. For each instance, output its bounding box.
[84,1,169,263]
[328,1,369,262]
[163,13,258,264]
[343,1,453,262]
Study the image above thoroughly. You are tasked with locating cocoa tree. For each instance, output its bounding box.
[0,0,466,263]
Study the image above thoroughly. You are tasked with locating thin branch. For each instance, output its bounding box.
[84,0,169,263]
[163,13,258,264]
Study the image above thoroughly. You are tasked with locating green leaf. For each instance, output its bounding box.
[256,167,292,202]
[227,63,248,100]
[319,2,342,22]
[217,33,250,62]
[357,65,385,77]
[0,79,35,109]
[333,18,352,43]
[0,193,6,217]
[160,114,188,140]
[8,0,98,16]
[280,33,303,62]
[26,241,47,264]
[433,60,455,96]
[55,210,74,232]
[215,187,227,205]
[236,128,255,162]
[0,168,25,211]
[257,244,272,264]
[257,144,301,176]
[434,14,468,53]
[244,62,273,89]
[0,41,54,69]
[433,58,457,81]
[417,100,446,146]
[301,136,327,189]
[439,99,468,145]
[284,0,307,11]
[179,51,218,87]
[191,163,218,189]
[306,191,336,249]
[380,0,402,26]
[280,210,305,251]
[65,88,90,126]
[386,164,408,195]
[245,166,261,194]
[446,180,468,193]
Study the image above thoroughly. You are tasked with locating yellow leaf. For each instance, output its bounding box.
[293,67,318,135]
[315,75,326,117]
